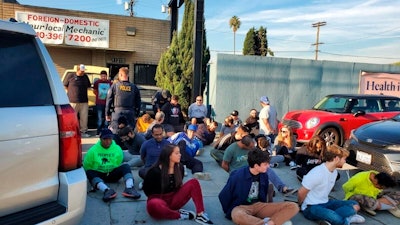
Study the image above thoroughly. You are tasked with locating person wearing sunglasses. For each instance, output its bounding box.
[188,96,208,125]
[273,125,297,169]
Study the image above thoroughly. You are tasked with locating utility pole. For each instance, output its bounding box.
[124,0,135,17]
[312,21,326,60]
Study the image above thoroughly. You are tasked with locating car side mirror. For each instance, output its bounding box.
[353,110,365,117]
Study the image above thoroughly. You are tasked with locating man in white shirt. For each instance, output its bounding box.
[258,96,278,141]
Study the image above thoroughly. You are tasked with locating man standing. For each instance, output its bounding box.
[259,96,278,141]
[188,96,208,124]
[297,144,365,225]
[93,70,112,136]
[63,64,91,137]
[106,67,141,133]
[218,149,298,225]
[83,128,141,202]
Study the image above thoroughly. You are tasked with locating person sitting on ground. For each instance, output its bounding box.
[139,124,169,180]
[218,149,299,225]
[295,135,326,181]
[144,111,174,139]
[135,113,154,134]
[244,108,259,136]
[343,170,400,218]
[188,95,208,125]
[83,128,141,202]
[223,133,296,201]
[210,125,250,165]
[298,144,365,225]
[274,125,297,168]
[230,110,242,128]
[168,124,211,180]
[255,134,284,168]
[161,95,186,133]
[221,135,255,173]
[219,116,236,137]
[118,126,146,168]
[194,118,218,146]
[142,144,214,224]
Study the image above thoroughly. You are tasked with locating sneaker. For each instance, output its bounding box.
[81,132,91,138]
[389,206,400,218]
[193,172,211,180]
[196,148,204,156]
[318,221,332,225]
[270,163,279,168]
[122,187,141,199]
[282,221,293,225]
[282,188,297,196]
[179,209,195,220]
[103,188,117,202]
[138,181,143,190]
[289,161,296,167]
[195,212,214,225]
[361,206,376,216]
[348,214,365,224]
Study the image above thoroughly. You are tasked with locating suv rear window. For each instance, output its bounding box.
[0,31,53,107]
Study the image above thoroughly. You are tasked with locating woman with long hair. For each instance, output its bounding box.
[142,144,213,224]
[274,125,297,168]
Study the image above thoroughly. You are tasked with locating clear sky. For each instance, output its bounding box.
[17,0,400,64]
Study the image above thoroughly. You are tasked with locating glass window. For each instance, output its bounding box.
[0,31,53,107]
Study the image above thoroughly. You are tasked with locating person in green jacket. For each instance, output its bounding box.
[83,128,141,202]
[343,170,400,217]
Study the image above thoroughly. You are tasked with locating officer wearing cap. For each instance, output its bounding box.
[151,89,171,115]
[106,67,141,133]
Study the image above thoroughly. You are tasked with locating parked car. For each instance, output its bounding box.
[345,114,400,181]
[281,94,400,146]
[0,19,86,224]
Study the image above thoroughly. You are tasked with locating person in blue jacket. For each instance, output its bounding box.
[218,149,299,225]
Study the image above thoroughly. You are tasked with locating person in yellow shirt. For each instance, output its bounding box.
[136,113,154,133]
[343,170,400,217]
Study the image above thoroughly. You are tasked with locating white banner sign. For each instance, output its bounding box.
[15,11,109,48]
[359,71,400,97]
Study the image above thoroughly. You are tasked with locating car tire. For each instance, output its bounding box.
[320,127,340,146]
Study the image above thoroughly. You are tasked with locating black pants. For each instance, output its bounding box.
[86,164,133,187]
[178,140,203,174]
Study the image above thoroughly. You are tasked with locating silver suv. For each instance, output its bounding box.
[0,19,87,224]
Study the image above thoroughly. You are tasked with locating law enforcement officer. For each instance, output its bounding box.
[106,67,141,133]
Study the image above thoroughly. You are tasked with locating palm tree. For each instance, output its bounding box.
[229,15,241,55]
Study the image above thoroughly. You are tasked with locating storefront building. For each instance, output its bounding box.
[1,1,170,85]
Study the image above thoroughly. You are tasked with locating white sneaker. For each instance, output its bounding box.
[282,221,293,225]
[193,172,211,180]
[289,161,296,167]
[138,181,143,190]
[348,214,365,224]
[81,132,91,138]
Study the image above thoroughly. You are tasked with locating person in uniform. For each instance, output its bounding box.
[106,67,141,133]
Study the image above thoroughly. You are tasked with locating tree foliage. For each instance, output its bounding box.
[229,15,241,54]
[243,26,274,56]
[155,0,210,111]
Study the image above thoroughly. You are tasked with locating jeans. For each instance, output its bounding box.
[96,104,108,134]
[302,199,358,225]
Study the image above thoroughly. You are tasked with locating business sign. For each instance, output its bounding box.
[359,71,400,97]
[15,11,109,48]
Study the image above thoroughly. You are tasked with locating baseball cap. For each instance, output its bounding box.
[161,90,168,98]
[260,96,270,104]
[231,110,239,116]
[100,128,114,139]
[79,64,86,71]
[187,124,197,131]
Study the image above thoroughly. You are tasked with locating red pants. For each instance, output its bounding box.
[146,179,205,220]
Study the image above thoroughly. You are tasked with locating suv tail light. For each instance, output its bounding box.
[56,104,82,172]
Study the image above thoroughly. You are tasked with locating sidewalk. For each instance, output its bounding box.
[80,135,399,225]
